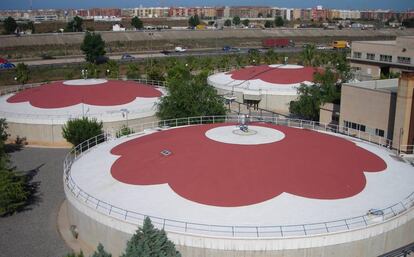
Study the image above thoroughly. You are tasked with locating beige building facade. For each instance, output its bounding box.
[322,71,414,152]
[349,36,414,80]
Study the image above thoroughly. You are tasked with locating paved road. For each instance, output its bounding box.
[0,147,70,257]
[20,47,305,67]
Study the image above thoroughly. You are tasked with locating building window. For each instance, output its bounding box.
[380,54,392,62]
[344,120,366,132]
[397,56,411,64]
[366,53,375,60]
[375,129,385,137]
[353,52,362,59]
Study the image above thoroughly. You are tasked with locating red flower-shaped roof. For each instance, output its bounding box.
[110,123,387,207]
[228,65,317,84]
[7,80,162,108]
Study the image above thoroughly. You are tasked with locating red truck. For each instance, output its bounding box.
[262,38,295,48]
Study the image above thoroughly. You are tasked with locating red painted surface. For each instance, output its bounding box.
[7,80,162,108]
[110,124,387,207]
[228,65,317,84]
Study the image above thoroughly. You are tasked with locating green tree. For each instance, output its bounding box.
[248,49,261,65]
[0,169,31,216]
[62,117,103,147]
[92,243,112,257]
[121,217,181,257]
[300,44,316,66]
[275,16,284,27]
[0,119,34,217]
[15,63,29,85]
[3,16,17,34]
[224,19,232,27]
[232,16,241,26]
[126,63,141,79]
[264,20,273,28]
[289,84,322,121]
[157,65,226,120]
[105,60,119,79]
[242,19,250,27]
[81,32,106,64]
[188,14,200,28]
[146,66,165,81]
[131,16,143,30]
[289,69,340,120]
[264,49,279,64]
[83,63,100,78]
[67,16,83,32]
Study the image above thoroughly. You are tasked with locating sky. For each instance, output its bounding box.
[0,0,413,11]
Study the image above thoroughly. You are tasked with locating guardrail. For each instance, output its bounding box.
[63,115,414,238]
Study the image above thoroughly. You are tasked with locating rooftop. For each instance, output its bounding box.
[345,78,399,93]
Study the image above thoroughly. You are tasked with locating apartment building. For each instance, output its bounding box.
[350,36,414,79]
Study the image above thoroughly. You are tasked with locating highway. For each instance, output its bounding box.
[19,47,306,67]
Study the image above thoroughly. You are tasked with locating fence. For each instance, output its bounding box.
[63,115,414,238]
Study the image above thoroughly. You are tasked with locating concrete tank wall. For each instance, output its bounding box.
[65,185,414,257]
[216,87,295,114]
[7,115,158,147]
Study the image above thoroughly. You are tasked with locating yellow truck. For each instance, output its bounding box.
[332,40,350,49]
[196,24,206,30]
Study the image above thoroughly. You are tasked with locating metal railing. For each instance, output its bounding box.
[63,115,414,238]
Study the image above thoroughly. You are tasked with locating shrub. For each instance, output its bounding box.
[92,243,112,257]
[62,117,103,147]
[116,125,134,138]
[121,217,181,257]
[0,169,31,216]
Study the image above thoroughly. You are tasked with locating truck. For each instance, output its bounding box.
[332,40,350,49]
[262,38,295,48]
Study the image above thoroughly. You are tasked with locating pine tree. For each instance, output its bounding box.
[121,217,181,257]
[92,243,112,257]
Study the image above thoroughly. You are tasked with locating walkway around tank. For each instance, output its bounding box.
[0,147,70,257]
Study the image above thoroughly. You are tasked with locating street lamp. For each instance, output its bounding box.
[81,69,88,79]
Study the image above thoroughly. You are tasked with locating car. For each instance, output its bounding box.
[121,53,135,60]
[160,50,172,55]
[95,56,109,64]
[223,46,231,52]
[230,47,241,52]
[0,62,15,69]
[248,48,259,54]
[174,46,187,52]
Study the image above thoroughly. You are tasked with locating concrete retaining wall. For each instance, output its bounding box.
[1,28,413,48]
[65,185,414,257]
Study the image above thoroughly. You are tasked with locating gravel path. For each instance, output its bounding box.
[0,147,71,257]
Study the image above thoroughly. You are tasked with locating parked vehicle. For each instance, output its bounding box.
[262,38,295,48]
[332,40,350,49]
[222,46,240,52]
[160,50,172,55]
[0,58,15,69]
[95,56,109,64]
[174,46,187,52]
[121,53,135,60]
